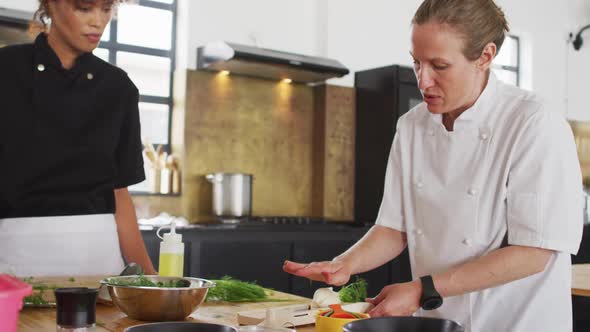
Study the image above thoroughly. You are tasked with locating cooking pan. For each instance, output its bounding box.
[124,322,237,332]
[343,316,464,332]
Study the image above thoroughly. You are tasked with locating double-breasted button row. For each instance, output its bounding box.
[36,64,94,80]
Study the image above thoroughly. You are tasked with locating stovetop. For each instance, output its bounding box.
[219,216,331,225]
[138,216,369,232]
[184,215,366,230]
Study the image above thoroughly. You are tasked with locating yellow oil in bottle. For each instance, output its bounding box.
[158,253,184,277]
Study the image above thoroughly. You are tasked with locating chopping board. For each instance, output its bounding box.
[236,302,373,326]
[22,275,105,307]
[99,290,311,331]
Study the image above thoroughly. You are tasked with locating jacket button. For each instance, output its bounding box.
[87,73,94,80]
[416,181,424,189]
[468,188,477,196]
[462,238,472,246]
[480,133,489,140]
[415,228,423,236]
[37,64,45,72]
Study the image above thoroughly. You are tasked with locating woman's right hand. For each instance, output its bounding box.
[282,259,352,286]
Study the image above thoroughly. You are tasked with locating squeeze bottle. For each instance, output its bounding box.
[157,221,184,277]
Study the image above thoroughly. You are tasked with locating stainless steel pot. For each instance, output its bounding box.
[206,172,252,218]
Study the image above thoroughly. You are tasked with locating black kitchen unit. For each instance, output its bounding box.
[354,65,422,224]
[141,219,413,299]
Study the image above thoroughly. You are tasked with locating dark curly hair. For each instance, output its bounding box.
[33,0,127,31]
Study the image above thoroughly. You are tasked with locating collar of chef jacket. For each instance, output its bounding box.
[428,72,499,132]
[33,33,95,81]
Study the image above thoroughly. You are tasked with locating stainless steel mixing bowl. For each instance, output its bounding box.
[100,275,215,321]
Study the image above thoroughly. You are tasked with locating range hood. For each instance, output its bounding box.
[197,41,349,84]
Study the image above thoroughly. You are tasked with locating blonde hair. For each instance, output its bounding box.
[412,0,509,61]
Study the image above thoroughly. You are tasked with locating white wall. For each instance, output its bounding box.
[0,0,37,12]
[182,0,320,73]
[321,0,421,86]
[319,0,590,117]
[3,0,589,119]
[176,0,590,118]
[498,0,588,118]
[565,0,590,120]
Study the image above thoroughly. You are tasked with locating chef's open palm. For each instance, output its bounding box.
[367,282,421,317]
[282,260,351,286]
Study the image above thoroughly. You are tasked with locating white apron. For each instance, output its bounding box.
[376,73,583,331]
[0,214,125,277]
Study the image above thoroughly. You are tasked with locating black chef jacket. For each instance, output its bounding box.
[0,33,145,218]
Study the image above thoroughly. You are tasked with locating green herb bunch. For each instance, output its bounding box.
[338,278,368,303]
[205,276,270,302]
[21,276,68,306]
[106,274,187,288]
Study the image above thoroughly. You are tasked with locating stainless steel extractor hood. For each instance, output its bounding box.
[197,41,349,84]
[0,8,34,47]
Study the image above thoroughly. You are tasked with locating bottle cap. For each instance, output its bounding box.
[54,287,98,328]
[157,221,182,243]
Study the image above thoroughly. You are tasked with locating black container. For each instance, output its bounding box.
[54,287,98,330]
[343,317,465,332]
[124,322,237,332]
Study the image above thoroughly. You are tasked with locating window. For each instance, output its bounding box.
[493,35,520,86]
[94,0,177,192]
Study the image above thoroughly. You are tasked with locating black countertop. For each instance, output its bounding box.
[140,220,372,232]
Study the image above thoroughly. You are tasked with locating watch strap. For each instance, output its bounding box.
[420,275,443,310]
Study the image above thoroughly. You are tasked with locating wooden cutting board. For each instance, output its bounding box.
[236,302,373,327]
[22,275,106,306]
[92,285,312,331]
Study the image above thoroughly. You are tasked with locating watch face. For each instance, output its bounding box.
[422,297,443,310]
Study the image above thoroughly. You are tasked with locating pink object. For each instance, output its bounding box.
[0,274,32,332]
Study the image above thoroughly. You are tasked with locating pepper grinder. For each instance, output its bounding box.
[54,288,98,332]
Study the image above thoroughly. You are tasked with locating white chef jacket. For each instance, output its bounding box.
[376,73,583,332]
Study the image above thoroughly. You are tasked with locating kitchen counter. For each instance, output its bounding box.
[18,290,316,331]
[19,265,590,331]
[139,220,371,232]
[573,264,590,297]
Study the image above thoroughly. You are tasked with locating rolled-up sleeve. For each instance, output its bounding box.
[375,125,406,232]
[506,109,583,255]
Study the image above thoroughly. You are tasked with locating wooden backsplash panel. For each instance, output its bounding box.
[133,70,356,222]
[318,85,355,219]
[184,71,317,218]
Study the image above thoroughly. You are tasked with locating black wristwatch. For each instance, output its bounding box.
[420,275,443,310]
